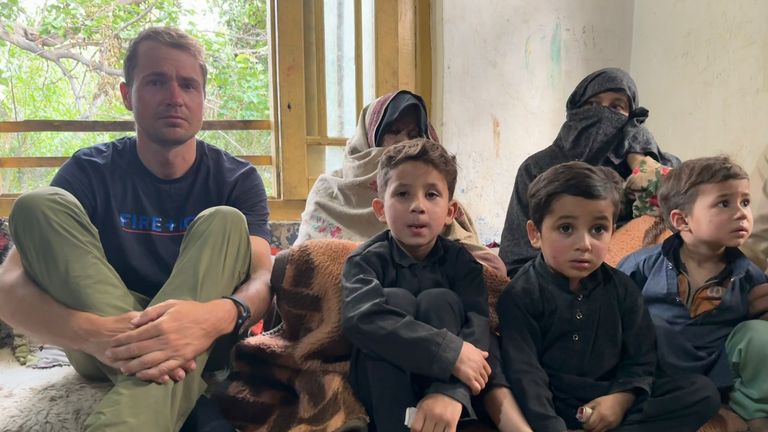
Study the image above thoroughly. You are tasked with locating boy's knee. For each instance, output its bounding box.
[383,288,417,316]
[732,319,768,339]
[727,320,768,355]
[415,288,464,329]
[417,288,461,309]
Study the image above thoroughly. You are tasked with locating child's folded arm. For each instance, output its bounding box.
[459,311,490,354]
[497,284,567,432]
[609,273,656,398]
[424,379,473,417]
[341,255,462,380]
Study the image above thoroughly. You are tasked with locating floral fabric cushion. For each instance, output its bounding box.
[625,156,672,218]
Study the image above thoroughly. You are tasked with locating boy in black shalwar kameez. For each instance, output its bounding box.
[497,161,719,432]
[342,139,531,432]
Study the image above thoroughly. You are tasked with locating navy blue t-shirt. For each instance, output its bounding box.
[51,136,270,298]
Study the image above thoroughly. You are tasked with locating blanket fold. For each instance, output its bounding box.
[215,240,368,432]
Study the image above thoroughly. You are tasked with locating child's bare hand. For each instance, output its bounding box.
[582,392,635,432]
[410,393,463,432]
[452,341,491,395]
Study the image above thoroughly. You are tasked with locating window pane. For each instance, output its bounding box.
[324,0,356,138]
[196,129,272,158]
[0,0,271,123]
[1,168,58,195]
[361,0,375,107]
[325,146,345,174]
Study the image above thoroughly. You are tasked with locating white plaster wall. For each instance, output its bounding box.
[433,0,635,243]
[630,0,768,174]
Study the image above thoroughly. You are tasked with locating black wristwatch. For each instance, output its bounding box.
[222,295,251,336]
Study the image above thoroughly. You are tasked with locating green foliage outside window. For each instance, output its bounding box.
[0,0,273,194]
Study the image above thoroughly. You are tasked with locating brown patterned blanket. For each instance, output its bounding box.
[214,239,510,432]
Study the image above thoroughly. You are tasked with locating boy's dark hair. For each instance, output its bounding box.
[658,155,748,231]
[377,138,458,199]
[528,161,624,229]
[124,27,208,91]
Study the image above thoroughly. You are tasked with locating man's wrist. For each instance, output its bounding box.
[211,298,240,337]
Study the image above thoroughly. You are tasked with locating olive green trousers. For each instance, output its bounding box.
[9,187,251,431]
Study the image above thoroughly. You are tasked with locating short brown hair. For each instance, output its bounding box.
[123,27,208,90]
[658,155,748,231]
[377,139,458,199]
[528,161,624,230]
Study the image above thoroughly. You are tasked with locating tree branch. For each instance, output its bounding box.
[115,0,158,36]
[0,23,123,77]
[51,58,84,112]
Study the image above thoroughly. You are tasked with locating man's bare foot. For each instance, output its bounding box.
[79,311,140,368]
[747,417,768,432]
[718,405,749,432]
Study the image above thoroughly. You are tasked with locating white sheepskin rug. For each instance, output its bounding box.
[0,348,110,432]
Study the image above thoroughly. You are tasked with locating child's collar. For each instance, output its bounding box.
[533,253,605,296]
[387,231,445,267]
[661,232,748,276]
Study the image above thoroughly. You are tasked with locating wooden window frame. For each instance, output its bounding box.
[0,0,431,220]
[276,0,432,203]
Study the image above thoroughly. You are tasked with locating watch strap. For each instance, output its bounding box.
[222,295,251,336]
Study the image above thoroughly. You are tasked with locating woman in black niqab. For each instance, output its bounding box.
[499,67,680,277]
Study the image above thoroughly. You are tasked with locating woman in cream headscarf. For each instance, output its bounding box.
[295,90,506,275]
